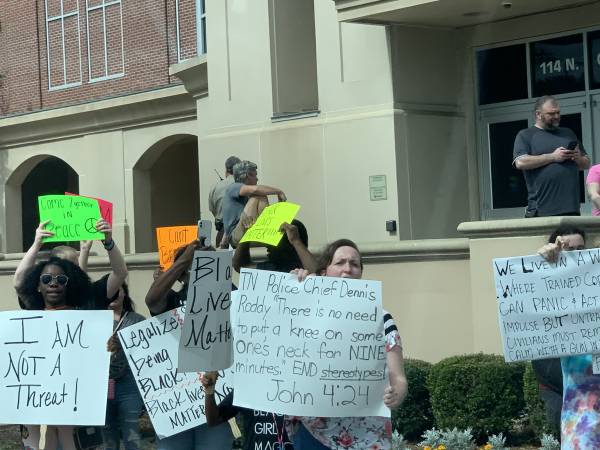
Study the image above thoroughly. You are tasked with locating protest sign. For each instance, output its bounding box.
[178,250,233,372]
[38,195,104,242]
[493,249,600,363]
[119,307,232,439]
[0,310,112,425]
[231,269,388,417]
[66,192,113,225]
[156,225,198,269]
[239,202,300,246]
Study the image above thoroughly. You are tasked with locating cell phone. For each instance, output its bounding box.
[197,220,212,246]
[567,141,578,150]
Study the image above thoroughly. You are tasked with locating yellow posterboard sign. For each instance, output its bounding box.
[240,202,300,246]
[156,225,198,269]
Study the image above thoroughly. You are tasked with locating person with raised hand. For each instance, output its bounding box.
[144,238,234,450]
[15,218,128,310]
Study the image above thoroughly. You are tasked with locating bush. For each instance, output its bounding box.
[523,362,557,436]
[427,354,525,439]
[392,358,434,440]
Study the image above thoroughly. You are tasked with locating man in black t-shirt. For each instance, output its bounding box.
[513,95,590,217]
[201,372,294,450]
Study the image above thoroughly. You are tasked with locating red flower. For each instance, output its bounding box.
[384,420,393,437]
[338,431,354,448]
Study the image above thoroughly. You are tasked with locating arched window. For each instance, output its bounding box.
[133,134,200,253]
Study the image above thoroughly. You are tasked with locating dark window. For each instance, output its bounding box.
[588,30,600,90]
[490,120,529,209]
[559,113,586,204]
[477,44,528,105]
[530,34,584,97]
[21,157,79,251]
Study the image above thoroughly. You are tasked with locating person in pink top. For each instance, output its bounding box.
[586,164,600,216]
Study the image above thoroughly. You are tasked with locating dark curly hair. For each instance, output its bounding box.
[17,257,93,310]
[317,239,363,274]
[548,226,586,244]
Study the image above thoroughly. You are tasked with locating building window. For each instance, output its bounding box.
[45,0,83,90]
[85,0,124,82]
[476,44,528,105]
[476,29,597,219]
[197,0,206,55]
[175,0,206,62]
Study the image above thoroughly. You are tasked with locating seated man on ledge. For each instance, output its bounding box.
[221,160,286,248]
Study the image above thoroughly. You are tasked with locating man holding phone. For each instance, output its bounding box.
[513,95,590,217]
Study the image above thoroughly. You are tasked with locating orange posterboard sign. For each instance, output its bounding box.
[156,225,198,269]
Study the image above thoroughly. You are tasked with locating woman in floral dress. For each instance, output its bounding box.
[286,239,408,450]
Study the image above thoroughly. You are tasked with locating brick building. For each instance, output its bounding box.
[1,0,202,116]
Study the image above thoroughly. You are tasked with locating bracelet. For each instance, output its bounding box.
[205,387,215,395]
[103,239,115,251]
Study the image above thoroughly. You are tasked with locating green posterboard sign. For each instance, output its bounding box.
[38,195,104,242]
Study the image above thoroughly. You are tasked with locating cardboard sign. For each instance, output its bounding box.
[493,249,600,362]
[66,192,113,225]
[239,202,300,246]
[119,308,233,439]
[231,269,389,417]
[38,195,104,242]
[178,251,233,372]
[156,226,198,269]
[0,310,112,425]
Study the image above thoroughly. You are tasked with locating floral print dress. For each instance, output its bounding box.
[286,312,401,450]
[561,354,600,449]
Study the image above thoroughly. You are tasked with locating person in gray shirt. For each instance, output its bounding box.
[221,160,286,248]
[208,156,240,246]
[513,95,590,217]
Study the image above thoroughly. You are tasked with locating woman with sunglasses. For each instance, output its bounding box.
[16,255,94,450]
[287,239,408,450]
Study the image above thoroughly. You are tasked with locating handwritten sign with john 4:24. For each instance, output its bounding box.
[231,269,389,417]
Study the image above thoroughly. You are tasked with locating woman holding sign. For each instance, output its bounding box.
[288,239,407,450]
[104,282,146,450]
[16,256,96,450]
[538,227,600,450]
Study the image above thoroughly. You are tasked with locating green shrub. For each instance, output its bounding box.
[392,358,434,440]
[427,354,525,439]
[523,362,557,436]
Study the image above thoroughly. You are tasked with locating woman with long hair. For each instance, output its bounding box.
[288,239,408,450]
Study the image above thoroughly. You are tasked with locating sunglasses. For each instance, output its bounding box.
[40,274,69,286]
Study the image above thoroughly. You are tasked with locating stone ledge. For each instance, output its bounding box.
[458,217,600,238]
[0,238,470,274]
[0,86,196,148]
[169,55,208,99]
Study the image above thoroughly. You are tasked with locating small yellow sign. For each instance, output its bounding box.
[240,202,301,246]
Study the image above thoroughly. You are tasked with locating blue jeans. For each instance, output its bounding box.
[103,374,144,450]
[156,422,233,450]
[292,424,331,450]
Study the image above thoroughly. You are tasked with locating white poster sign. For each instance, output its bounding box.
[232,269,389,417]
[0,310,112,425]
[119,307,233,439]
[493,249,600,362]
[178,250,233,371]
